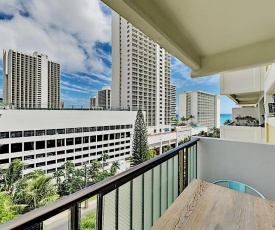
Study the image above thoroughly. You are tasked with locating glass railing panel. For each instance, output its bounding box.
[152,165,161,224]
[102,190,116,230]
[144,169,153,229]
[132,174,143,230]
[118,182,131,230]
[80,196,97,230]
[42,209,70,230]
[161,161,168,215]
[188,145,197,183]
[167,158,174,207]
[173,154,179,200]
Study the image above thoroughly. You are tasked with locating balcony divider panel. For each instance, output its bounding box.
[144,170,153,229]
[160,161,168,215]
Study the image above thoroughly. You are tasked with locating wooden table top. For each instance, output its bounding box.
[151,179,275,230]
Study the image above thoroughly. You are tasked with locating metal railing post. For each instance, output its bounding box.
[97,194,103,230]
[70,203,80,230]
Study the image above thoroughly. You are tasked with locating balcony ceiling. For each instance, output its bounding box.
[229,92,264,106]
[102,0,275,77]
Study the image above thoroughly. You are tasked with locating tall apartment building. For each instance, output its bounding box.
[89,96,96,109]
[3,49,60,109]
[179,91,220,129]
[170,85,176,119]
[96,86,111,109]
[111,12,171,133]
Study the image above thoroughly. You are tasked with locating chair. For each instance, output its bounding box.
[213,180,265,199]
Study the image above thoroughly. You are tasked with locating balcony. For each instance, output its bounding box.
[2,137,275,229]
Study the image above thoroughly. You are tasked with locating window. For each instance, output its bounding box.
[36,141,45,150]
[104,126,109,131]
[90,136,96,142]
[36,162,45,167]
[110,134,114,140]
[67,157,74,161]
[24,130,34,137]
[0,144,9,154]
[47,152,55,157]
[57,139,65,147]
[11,131,22,138]
[83,127,89,132]
[66,149,74,153]
[36,153,45,158]
[46,129,55,135]
[47,140,56,148]
[66,128,74,134]
[0,132,9,139]
[83,136,89,143]
[104,134,109,141]
[97,135,103,142]
[115,133,120,139]
[36,130,45,136]
[66,138,74,146]
[24,142,34,151]
[75,137,82,145]
[97,126,103,131]
[75,127,82,133]
[110,126,115,130]
[57,129,65,134]
[116,125,120,130]
[83,147,89,151]
[90,127,96,132]
[75,148,82,152]
[11,143,22,153]
[126,132,131,137]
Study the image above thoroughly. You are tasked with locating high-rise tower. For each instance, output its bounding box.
[111,12,171,133]
[3,49,60,109]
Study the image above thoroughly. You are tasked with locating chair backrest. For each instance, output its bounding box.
[213,180,265,199]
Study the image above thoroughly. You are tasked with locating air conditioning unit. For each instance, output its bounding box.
[268,103,275,114]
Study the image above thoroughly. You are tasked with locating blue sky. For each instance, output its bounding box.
[0,0,235,114]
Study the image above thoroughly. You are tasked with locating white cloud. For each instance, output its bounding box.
[0,0,111,75]
[171,57,219,87]
[61,80,97,94]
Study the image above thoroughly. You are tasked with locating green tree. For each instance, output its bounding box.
[53,170,65,195]
[163,145,172,152]
[0,192,19,224]
[1,159,24,194]
[87,160,101,185]
[80,211,96,230]
[110,162,120,176]
[130,110,149,167]
[101,153,110,170]
[223,119,232,125]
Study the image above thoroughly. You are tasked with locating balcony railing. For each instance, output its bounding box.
[1,138,199,230]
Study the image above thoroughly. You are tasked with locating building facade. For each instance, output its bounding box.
[170,85,176,119]
[3,49,60,109]
[111,12,171,133]
[0,110,136,175]
[96,86,111,109]
[179,91,220,129]
[89,96,96,109]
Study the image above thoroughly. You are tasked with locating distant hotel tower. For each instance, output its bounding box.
[3,49,60,109]
[112,12,172,133]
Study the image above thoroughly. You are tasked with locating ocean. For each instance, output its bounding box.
[176,114,232,125]
[220,114,232,125]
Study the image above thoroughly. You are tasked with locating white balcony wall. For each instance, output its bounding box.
[197,138,275,200]
[220,126,265,143]
[264,64,275,94]
[220,67,265,95]
[232,107,260,122]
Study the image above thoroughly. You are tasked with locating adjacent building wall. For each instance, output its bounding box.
[197,137,275,200]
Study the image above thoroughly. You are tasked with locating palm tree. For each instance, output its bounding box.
[101,153,110,170]
[53,170,65,195]
[110,162,120,176]
[87,160,101,185]
[1,159,24,194]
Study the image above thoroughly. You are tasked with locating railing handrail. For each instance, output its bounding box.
[0,138,199,230]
